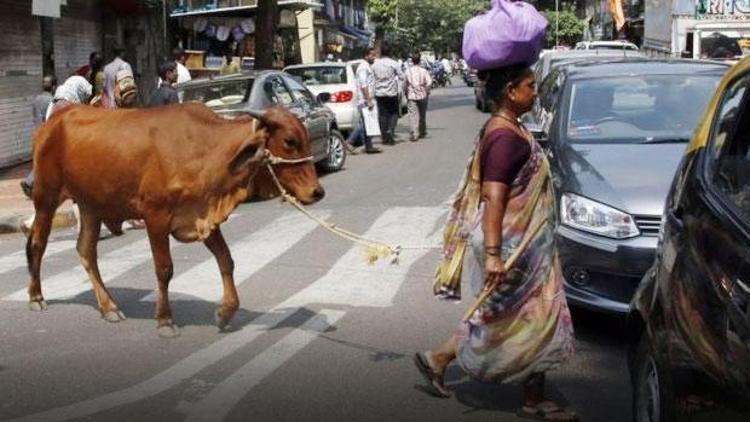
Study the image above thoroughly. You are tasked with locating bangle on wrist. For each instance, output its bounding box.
[485,250,502,257]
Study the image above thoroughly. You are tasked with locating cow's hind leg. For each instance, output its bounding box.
[26,209,55,311]
[77,206,125,322]
[145,223,178,338]
[204,228,238,331]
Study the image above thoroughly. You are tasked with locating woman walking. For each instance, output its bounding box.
[414,63,577,421]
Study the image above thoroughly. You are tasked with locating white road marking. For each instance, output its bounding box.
[9,206,446,422]
[282,206,446,308]
[0,240,77,276]
[140,211,330,303]
[182,309,346,422]
[2,238,152,302]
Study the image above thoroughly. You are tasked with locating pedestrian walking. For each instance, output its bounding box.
[346,48,382,154]
[404,54,432,142]
[371,44,404,145]
[414,62,578,421]
[20,75,57,198]
[102,45,136,109]
[148,62,179,107]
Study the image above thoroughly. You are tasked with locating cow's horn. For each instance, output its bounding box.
[246,109,272,129]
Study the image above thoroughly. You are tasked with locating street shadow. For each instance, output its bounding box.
[570,306,627,348]
[48,287,339,335]
[426,95,476,112]
[318,334,405,362]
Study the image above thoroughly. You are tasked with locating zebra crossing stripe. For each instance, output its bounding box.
[182,309,346,422]
[2,238,153,302]
[0,239,77,276]
[139,211,331,303]
[7,206,446,422]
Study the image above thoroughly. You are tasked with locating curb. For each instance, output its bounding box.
[0,209,78,235]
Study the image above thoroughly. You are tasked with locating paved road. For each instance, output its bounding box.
[0,83,630,422]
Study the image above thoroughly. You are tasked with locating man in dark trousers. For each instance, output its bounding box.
[149,62,179,107]
[20,75,57,198]
[371,44,404,145]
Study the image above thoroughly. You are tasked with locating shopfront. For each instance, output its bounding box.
[169,0,322,76]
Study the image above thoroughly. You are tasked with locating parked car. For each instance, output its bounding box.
[575,40,639,51]
[176,71,347,172]
[527,59,729,314]
[474,49,644,113]
[284,62,359,133]
[627,58,750,421]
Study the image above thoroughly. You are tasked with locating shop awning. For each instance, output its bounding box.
[341,25,371,44]
[170,0,323,18]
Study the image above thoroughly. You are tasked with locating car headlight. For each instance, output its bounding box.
[560,193,640,239]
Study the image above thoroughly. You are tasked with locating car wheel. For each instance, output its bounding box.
[322,129,346,172]
[632,336,683,422]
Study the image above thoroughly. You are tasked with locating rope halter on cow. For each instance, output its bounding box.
[261,150,439,265]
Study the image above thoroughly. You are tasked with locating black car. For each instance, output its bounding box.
[176,71,347,172]
[528,59,729,314]
[627,60,750,421]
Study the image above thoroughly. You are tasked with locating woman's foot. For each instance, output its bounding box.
[413,352,451,398]
[518,401,578,421]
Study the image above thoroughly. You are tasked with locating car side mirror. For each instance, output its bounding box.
[316,92,331,103]
[526,122,549,143]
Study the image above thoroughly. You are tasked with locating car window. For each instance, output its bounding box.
[263,76,295,106]
[179,79,253,108]
[708,74,750,219]
[565,74,721,143]
[539,70,562,112]
[283,75,316,105]
[285,66,348,86]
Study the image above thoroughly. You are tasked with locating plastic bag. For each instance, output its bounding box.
[462,0,547,71]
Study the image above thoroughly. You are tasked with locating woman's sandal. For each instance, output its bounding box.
[517,401,579,421]
[413,352,452,398]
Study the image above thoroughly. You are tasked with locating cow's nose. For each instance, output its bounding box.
[312,186,325,201]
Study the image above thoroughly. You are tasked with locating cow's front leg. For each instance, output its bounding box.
[145,224,178,338]
[204,228,238,331]
[26,210,55,311]
[77,206,124,322]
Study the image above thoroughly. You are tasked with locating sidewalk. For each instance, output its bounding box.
[0,161,77,234]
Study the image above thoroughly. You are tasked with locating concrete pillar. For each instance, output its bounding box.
[297,8,316,64]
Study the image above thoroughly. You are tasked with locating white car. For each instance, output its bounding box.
[574,40,639,51]
[284,62,360,132]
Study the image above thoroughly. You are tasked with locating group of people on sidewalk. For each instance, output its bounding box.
[20,46,193,198]
[345,44,434,155]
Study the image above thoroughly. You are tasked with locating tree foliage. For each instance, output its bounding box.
[368,0,488,57]
[543,7,586,47]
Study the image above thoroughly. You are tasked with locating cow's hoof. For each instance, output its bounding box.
[158,324,180,338]
[102,310,126,323]
[28,300,48,312]
[214,309,231,332]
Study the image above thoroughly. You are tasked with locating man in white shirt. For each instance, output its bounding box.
[371,44,404,145]
[173,47,192,84]
[404,54,432,142]
[346,48,382,154]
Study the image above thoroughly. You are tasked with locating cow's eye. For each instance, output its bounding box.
[283,139,296,150]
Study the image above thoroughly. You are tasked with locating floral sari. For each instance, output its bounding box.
[434,125,575,383]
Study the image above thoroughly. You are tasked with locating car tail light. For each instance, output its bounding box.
[331,90,353,103]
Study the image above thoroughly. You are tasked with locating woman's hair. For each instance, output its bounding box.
[480,63,533,108]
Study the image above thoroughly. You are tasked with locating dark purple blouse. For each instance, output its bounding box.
[480,128,531,185]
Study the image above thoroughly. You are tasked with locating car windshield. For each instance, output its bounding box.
[565,74,721,143]
[179,78,254,108]
[285,66,348,86]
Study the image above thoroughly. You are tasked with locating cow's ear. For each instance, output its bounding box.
[229,136,266,174]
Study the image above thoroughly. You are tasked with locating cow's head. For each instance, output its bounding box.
[246,106,325,205]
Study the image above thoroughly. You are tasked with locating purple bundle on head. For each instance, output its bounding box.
[462,0,548,70]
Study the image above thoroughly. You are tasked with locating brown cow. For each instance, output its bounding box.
[26,103,324,337]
